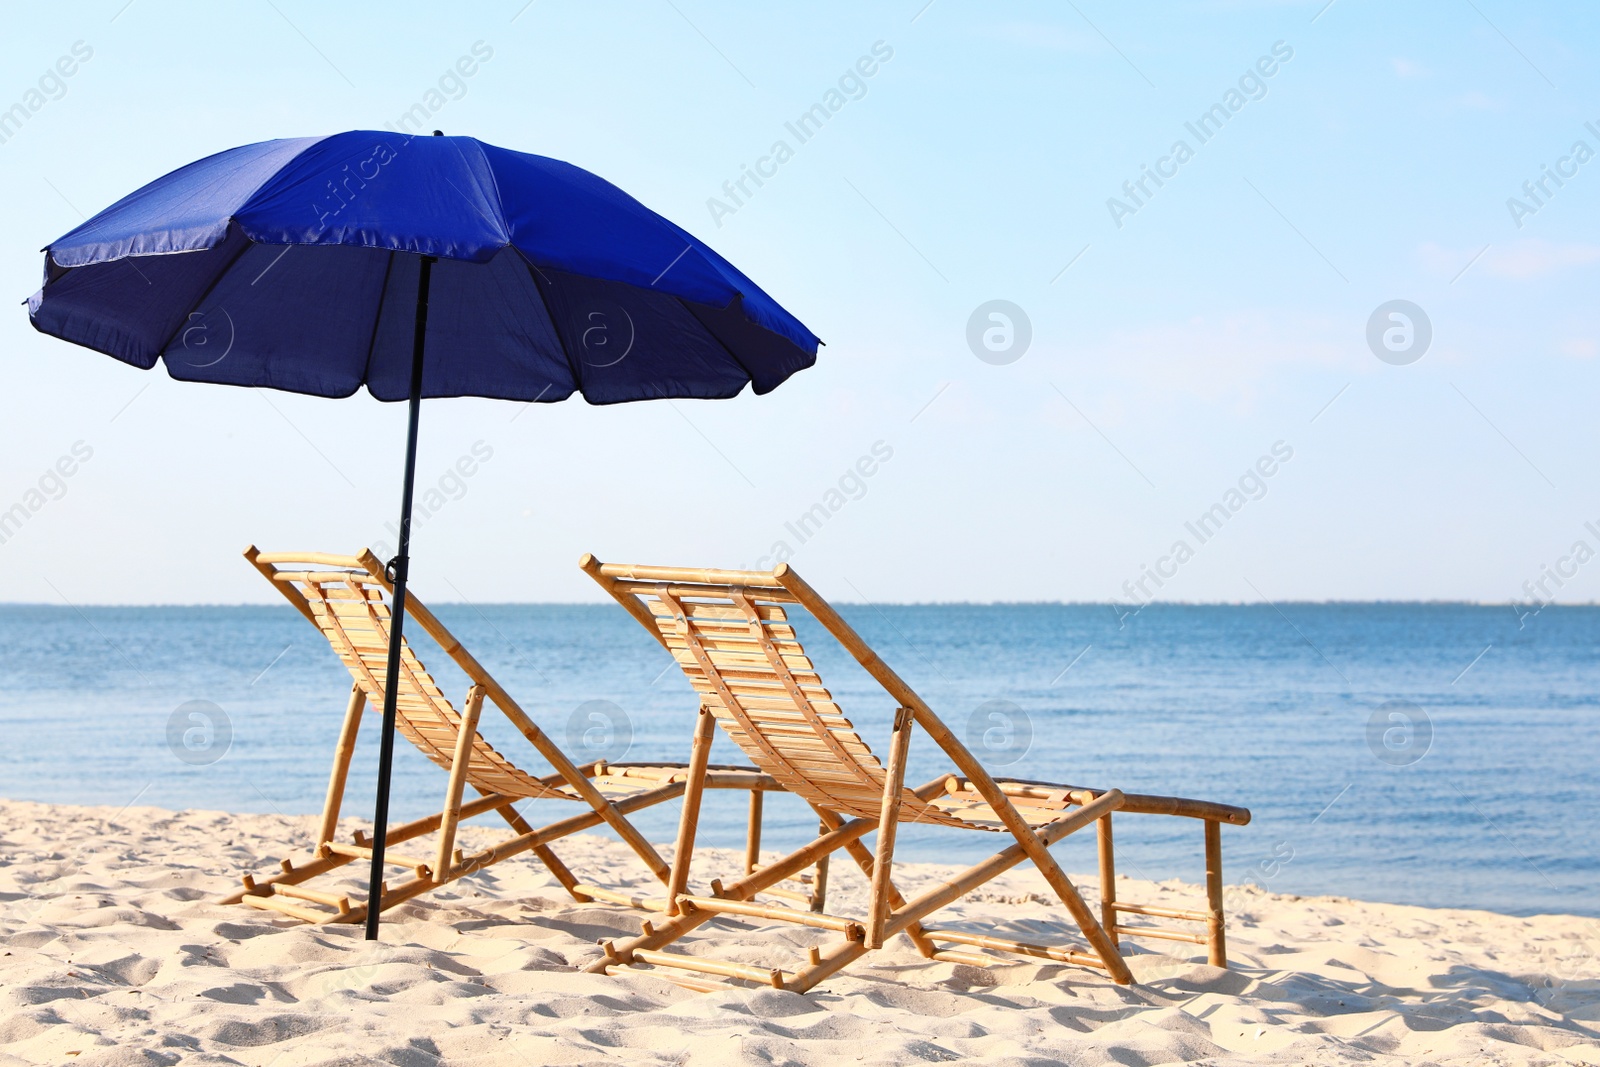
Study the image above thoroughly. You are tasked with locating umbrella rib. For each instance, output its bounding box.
[521,256,585,396]
[465,138,512,243]
[438,154,512,251]
[682,295,758,386]
[360,251,399,388]
[150,226,255,360]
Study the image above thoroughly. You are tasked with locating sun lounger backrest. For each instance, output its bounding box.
[249,553,564,801]
[587,563,966,826]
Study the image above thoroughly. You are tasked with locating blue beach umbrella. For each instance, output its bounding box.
[28,129,820,937]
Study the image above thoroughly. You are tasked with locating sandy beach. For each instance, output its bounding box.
[1,799,1596,1066]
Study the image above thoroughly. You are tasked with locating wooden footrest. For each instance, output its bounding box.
[603,963,732,993]
[267,882,352,911]
[240,893,338,924]
[1111,901,1210,923]
[571,883,667,910]
[928,948,998,967]
[1111,900,1215,946]
[325,842,432,874]
[921,928,1103,968]
[630,948,785,988]
[754,885,814,905]
[677,895,864,940]
[1113,923,1208,945]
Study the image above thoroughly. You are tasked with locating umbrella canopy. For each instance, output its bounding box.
[29,130,818,401]
[28,130,820,939]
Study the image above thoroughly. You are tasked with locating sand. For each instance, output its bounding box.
[1,799,1597,1067]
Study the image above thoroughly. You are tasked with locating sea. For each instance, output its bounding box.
[1,600,1594,918]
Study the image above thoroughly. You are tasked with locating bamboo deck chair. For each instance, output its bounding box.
[580,555,1251,993]
[221,547,776,925]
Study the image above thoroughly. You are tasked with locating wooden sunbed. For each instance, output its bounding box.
[580,556,1251,992]
[220,548,776,924]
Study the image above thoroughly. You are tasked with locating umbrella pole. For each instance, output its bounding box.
[365,253,437,939]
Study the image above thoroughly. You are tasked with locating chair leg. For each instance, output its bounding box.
[434,686,486,883]
[815,805,940,960]
[809,825,830,914]
[1098,811,1118,949]
[1204,819,1226,967]
[866,707,913,947]
[745,789,763,875]
[316,683,366,848]
[666,708,716,915]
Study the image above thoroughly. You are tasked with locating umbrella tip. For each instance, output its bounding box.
[432,129,444,136]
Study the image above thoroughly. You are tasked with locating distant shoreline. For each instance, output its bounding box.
[3,600,1597,609]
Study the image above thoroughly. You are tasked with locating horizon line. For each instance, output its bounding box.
[0,598,1584,610]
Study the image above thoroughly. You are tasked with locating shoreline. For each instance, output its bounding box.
[5,599,1599,609]
[3,798,1598,1065]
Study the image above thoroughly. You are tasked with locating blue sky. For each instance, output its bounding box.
[1,0,1597,605]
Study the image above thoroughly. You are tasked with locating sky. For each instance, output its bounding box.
[1,0,1598,606]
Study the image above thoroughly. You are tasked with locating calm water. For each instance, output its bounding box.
[0,600,1594,917]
